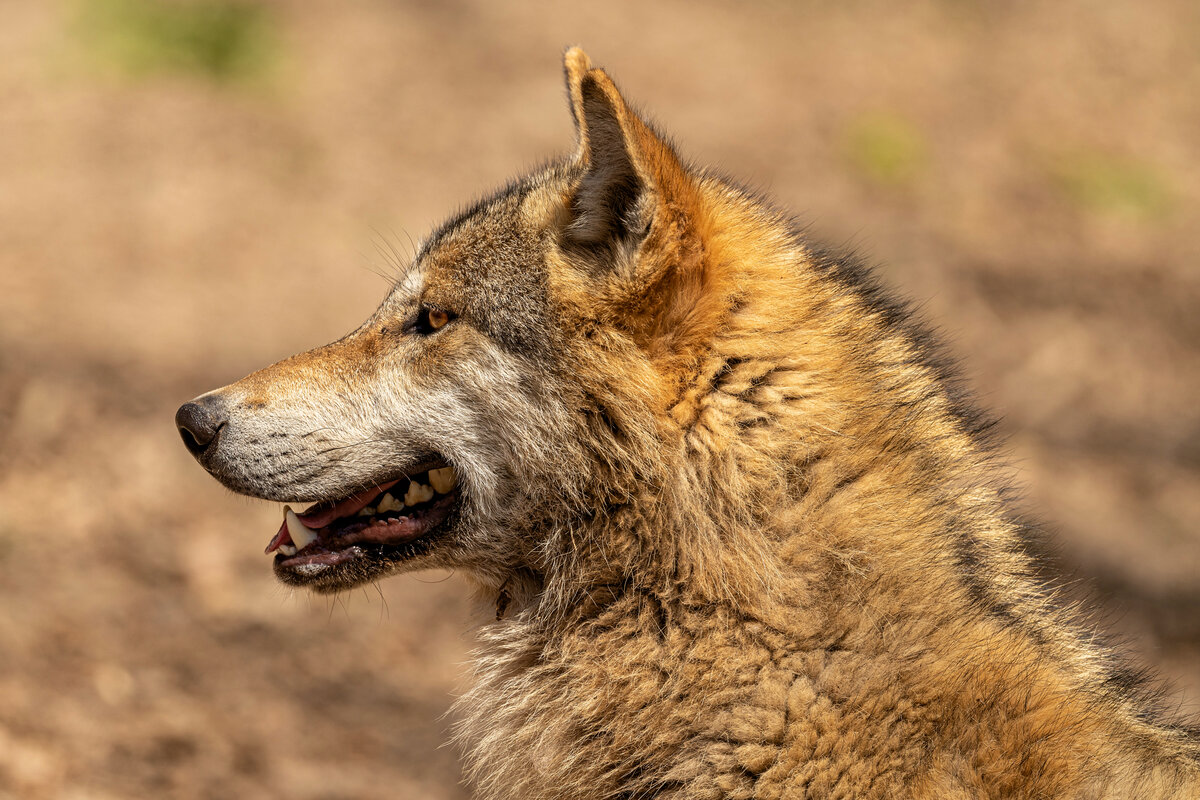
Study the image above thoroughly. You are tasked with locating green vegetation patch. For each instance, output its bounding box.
[76,0,276,83]
[843,111,928,187]
[1052,151,1173,220]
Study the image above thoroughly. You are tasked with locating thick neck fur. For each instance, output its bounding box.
[455,176,1200,799]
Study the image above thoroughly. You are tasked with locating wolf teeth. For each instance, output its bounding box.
[278,544,297,556]
[285,506,319,550]
[358,506,376,517]
[377,492,403,513]
[428,467,456,494]
[404,481,435,506]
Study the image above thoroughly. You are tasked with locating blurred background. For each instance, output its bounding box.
[0,1,1197,797]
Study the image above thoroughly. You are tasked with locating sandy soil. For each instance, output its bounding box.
[0,1,1197,797]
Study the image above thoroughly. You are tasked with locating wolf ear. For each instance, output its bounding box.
[562,48,688,252]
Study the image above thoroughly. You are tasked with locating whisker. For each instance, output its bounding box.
[301,426,341,438]
[370,225,420,288]
[367,229,404,282]
[316,438,386,455]
[374,582,390,621]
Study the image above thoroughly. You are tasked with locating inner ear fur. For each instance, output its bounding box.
[561,48,689,252]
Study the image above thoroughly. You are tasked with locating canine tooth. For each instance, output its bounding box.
[404,481,434,506]
[377,493,402,513]
[428,467,457,494]
[357,506,376,517]
[278,544,297,556]
[285,507,318,550]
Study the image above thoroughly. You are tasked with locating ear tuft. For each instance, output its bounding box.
[563,47,594,155]
[563,46,592,83]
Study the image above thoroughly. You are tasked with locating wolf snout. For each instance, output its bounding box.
[175,395,227,458]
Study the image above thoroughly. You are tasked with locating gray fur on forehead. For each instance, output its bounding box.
[413,175,561,361]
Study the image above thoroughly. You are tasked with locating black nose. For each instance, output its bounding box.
[175,396,227,457]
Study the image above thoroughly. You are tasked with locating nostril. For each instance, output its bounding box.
[175,399,226,458]
[178,424,205,454]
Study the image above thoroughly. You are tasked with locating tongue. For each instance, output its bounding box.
[265,519,291,554]
[295,479,401,529]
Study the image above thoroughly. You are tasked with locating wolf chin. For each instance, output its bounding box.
[176,49,1200,798]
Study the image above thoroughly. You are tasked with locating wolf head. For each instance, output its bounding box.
[177,49,771,596]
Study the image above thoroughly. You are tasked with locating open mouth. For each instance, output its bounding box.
[266,465,459,575]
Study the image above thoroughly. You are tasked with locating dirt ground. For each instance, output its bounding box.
[0,1,1197,797]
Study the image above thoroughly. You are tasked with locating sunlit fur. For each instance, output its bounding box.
[185,49,1200,797]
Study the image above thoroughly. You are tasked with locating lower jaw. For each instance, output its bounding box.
[273,505,454,583]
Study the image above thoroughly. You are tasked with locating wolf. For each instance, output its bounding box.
[176,49,1200,798]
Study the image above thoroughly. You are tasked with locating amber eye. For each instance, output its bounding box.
[413,306,454,335]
